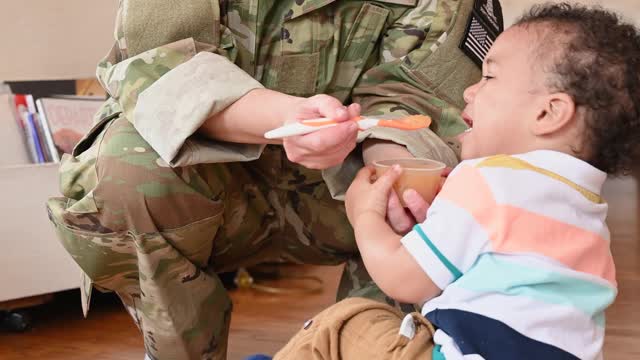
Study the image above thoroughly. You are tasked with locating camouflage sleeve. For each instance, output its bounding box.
[322,0,481,199]
[353,0,480,164]
[96,0,264,166]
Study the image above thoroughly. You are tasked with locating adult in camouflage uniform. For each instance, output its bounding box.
[47,0,487,358]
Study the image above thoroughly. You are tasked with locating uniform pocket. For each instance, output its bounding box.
[59,111,118,205]
[265,2,390,100]
[327,2,391,101]
[72,110,120,157]
[47,195,225,288]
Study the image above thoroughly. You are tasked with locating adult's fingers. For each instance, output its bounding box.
[300,136,357,169]
[300,121,358,152]
[387,191,414,234]
[346,103,361,121]
[402,189,430,223]
[309,94,350,122]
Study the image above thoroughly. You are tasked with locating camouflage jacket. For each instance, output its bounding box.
[92,0,480,198]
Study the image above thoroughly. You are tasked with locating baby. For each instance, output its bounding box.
[273,2,640,360]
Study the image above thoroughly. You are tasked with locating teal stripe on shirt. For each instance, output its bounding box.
[432,345,446,360]
[413,224,463,280]
[455,254,616,326]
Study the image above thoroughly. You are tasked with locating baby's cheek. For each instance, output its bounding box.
[460,138,475,160]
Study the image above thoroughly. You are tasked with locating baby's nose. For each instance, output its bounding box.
[463,82,480,104]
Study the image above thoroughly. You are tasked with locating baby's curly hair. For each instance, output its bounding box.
[515,3,640,175]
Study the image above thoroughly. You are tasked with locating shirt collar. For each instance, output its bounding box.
[515,150,607,196]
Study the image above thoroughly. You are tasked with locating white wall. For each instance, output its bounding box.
[0,1,636,82]
[0,0,118,81]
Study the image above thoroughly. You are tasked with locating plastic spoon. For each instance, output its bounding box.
[264,115,432,139]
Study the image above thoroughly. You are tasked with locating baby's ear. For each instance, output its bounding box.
[532,93,576,136]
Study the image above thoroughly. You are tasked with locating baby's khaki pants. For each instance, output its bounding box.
[275,297,436,360]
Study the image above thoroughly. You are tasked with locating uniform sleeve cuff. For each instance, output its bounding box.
[133,52,264,165]
[357,127,459,168]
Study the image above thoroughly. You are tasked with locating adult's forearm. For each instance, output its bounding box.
[199,88,302,145]
[362,139,414,166]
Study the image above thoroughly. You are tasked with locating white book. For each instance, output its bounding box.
[35,98,61,162]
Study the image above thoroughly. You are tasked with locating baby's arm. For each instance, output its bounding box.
[345,166,441,304]
[353,211,441,304]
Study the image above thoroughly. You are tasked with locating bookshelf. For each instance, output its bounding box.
[0,0,118,321]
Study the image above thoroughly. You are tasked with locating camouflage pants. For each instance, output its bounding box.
[47,114,390,360]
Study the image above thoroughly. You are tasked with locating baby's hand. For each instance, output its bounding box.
[345,165,402,229]
[385,166,451,234]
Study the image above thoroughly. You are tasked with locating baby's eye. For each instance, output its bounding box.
[482,75,494,81]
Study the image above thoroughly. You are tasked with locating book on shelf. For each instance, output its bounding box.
[36,97,103,161]
[0,94,31,167]
[4,93,104,165]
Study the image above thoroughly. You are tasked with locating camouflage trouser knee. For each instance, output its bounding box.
[47,114,369,359]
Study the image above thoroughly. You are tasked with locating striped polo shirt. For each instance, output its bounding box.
[401,150,617,360]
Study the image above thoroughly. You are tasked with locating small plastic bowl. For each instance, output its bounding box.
[372,158,446,206]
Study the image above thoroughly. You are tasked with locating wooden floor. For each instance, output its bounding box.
[0,176,638,360]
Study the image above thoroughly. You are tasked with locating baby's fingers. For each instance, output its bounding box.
[373,165,402,192]
[353,166,375,184]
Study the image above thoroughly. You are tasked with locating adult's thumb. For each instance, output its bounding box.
[403,189,429,223]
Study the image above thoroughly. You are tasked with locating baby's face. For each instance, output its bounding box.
[459,25,551,160]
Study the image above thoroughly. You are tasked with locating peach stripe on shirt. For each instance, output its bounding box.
[439,164,616,285]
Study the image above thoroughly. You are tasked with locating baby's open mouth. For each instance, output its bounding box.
[462,113,473,128]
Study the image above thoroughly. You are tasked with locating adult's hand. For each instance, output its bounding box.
[283,95,360,169]
[386,189,430,234]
